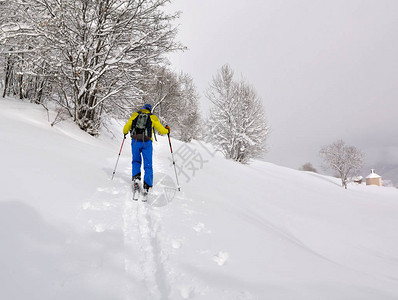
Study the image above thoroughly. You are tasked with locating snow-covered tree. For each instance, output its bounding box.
[140,66,201,142]
[320,139,364,189]
[206,64,269,164]
[1,0,182,135]
[175,72,201,142]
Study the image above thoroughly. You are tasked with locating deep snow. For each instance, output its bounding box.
[1,97,398,300]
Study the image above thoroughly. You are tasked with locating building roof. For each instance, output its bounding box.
[366,169,381,179]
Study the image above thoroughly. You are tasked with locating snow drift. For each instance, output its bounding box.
[1,97,398,300]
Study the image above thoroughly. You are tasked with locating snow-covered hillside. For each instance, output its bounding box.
[1,97,398,300]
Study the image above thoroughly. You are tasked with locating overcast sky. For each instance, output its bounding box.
[167,0,398,176]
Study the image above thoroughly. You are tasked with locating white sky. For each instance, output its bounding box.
[166,0,398,173]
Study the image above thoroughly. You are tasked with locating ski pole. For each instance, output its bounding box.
[167,132,181,191]
[111,135,126,180]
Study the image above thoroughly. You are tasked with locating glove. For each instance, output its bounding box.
[165,125,170,133]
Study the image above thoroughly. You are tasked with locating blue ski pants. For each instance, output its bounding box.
[131,140,153,187]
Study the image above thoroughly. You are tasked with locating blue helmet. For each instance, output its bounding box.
[142,103,152,111]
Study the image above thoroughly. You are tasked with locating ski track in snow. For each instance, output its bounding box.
[79,164,245,300]
[123,185,171,300]
[80,177,171,300]
[79,156,188,300]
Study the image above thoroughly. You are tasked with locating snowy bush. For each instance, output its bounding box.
[299,162,318,173]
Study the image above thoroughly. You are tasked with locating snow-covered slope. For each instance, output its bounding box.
[1,97,398,300]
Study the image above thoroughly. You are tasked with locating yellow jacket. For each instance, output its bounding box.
[123,109,169,141]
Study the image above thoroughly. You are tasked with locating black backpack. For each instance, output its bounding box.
[130,111,152,141]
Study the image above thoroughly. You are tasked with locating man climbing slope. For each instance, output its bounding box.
[123,104,170,199]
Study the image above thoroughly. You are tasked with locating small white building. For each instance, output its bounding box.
[366,169,382,186]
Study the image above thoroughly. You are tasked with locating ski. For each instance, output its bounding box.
[132,179,150,202]
[141,190,149,202]
[132,179,141,201]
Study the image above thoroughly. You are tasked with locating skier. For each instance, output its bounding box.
[123,104,170,198]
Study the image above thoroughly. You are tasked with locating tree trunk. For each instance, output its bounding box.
[18,73,23,100]
[2,57,11,98]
